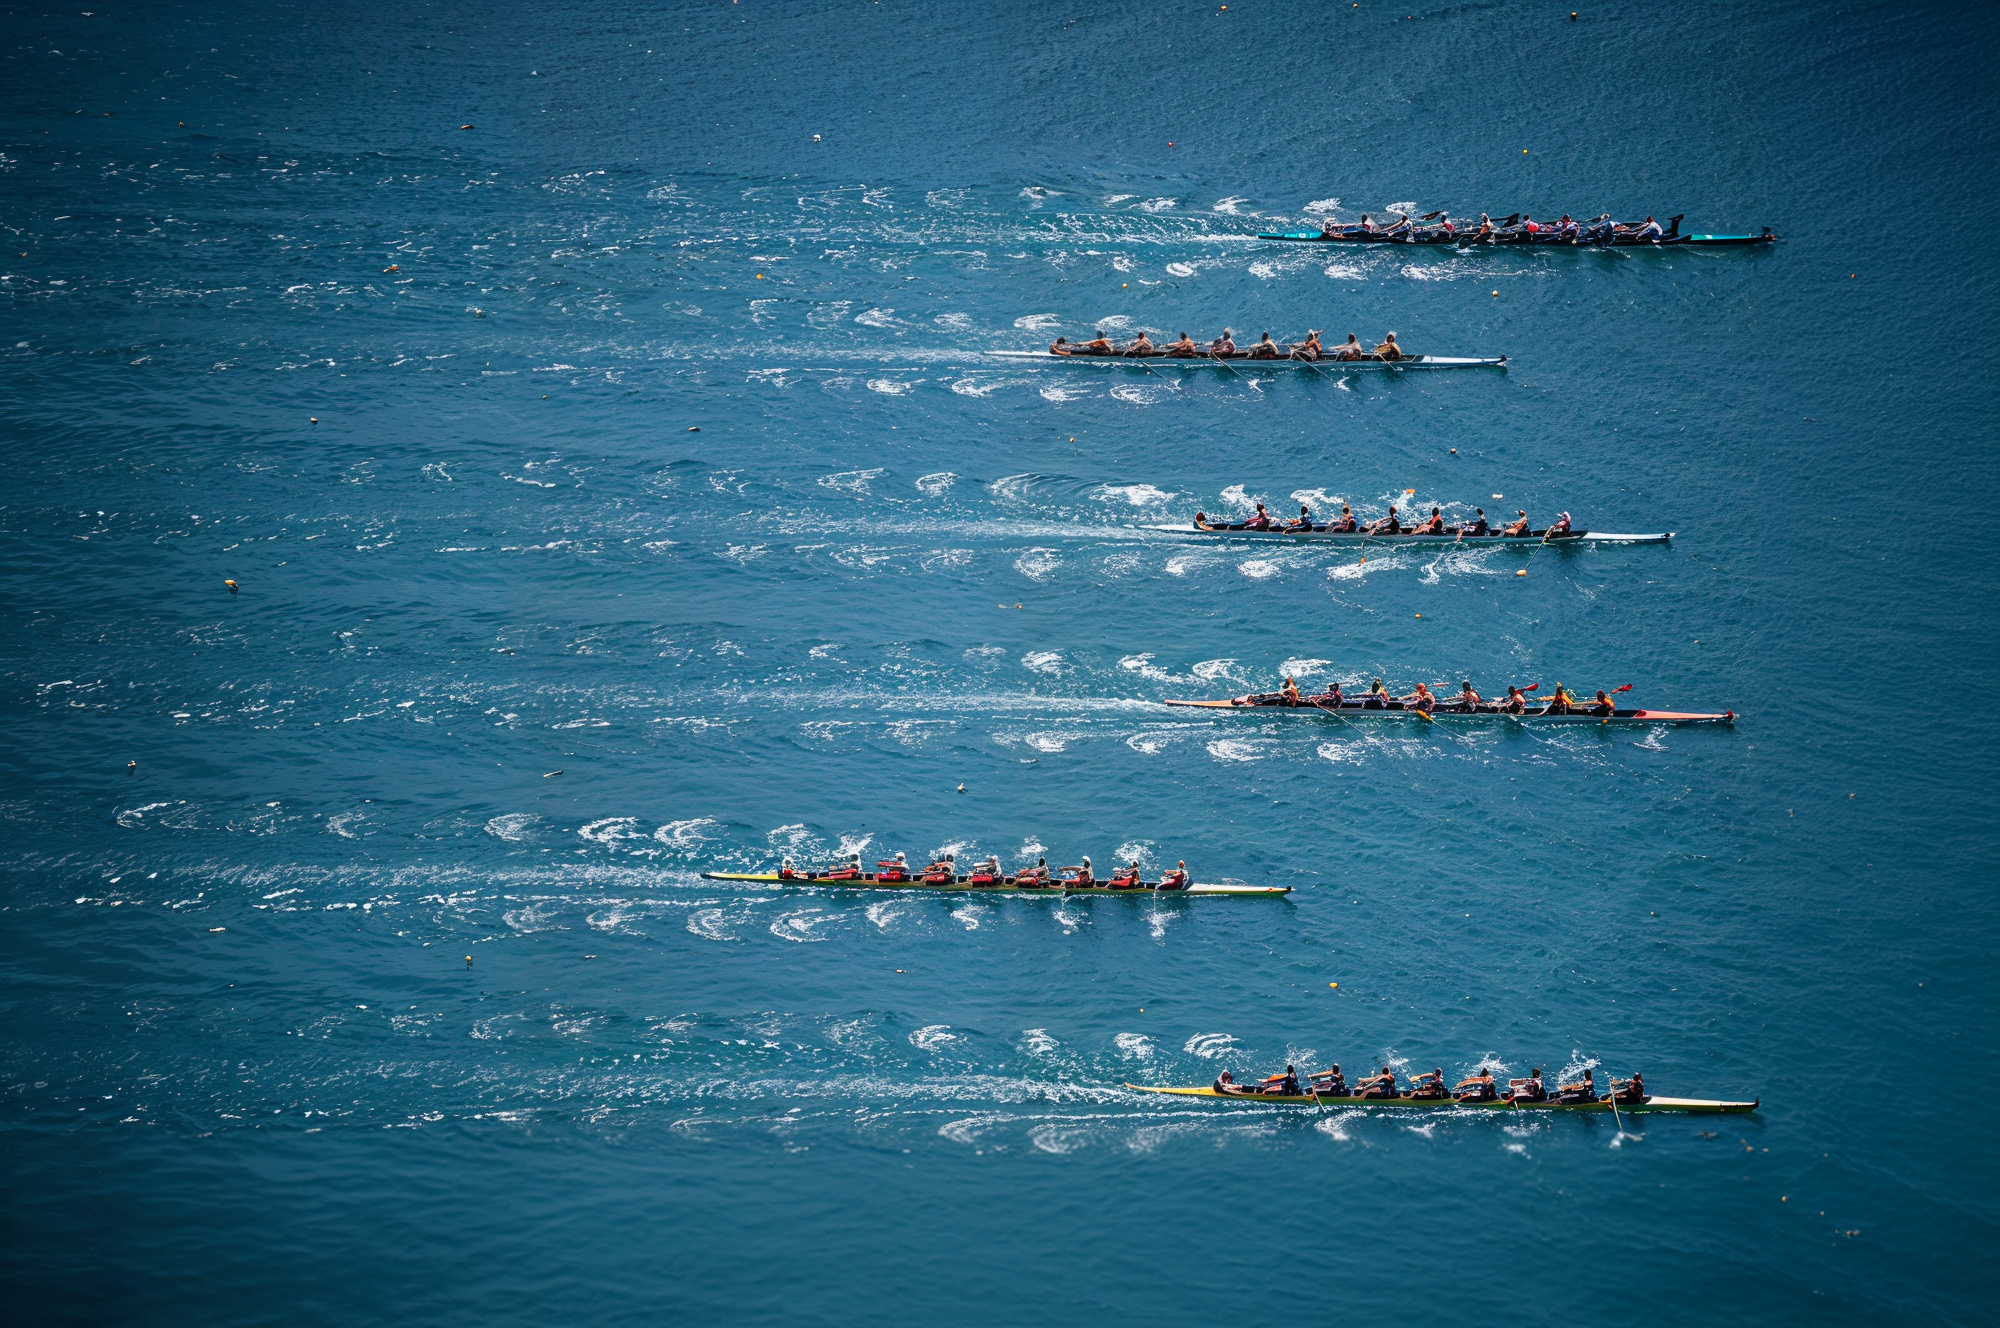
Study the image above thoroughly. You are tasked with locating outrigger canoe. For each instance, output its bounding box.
[1128,1085,1759,1113]
[1258,228,1775,249]
[986,350,1505,370]
[1162,696,1735,725]
[1151,522,1670,545]
[701,871,1288,897]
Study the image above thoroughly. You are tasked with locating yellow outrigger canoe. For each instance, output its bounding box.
[1128,1085,1758,1114]
[701,871,1288,896]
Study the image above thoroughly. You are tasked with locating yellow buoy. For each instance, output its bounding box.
[1329,982,1338,988]
[1516,569,1527,577]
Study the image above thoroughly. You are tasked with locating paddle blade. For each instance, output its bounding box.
[1614,683,1633,693]
[1525,682,1540,691]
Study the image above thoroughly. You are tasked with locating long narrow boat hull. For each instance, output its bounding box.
[1258,230,1775,248]
[1160,698,1734,725]
[1129,1085,1758,1113]
[1147,523,1670,545]
[986,350,1505,370]
[700,872,1288,896]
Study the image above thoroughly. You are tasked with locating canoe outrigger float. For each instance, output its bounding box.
[986,350,1505,370]
[1162,696,1735,726]
[1127,1085,1758,1114]
[700,871,1288,897]
[1149,523,1670,546]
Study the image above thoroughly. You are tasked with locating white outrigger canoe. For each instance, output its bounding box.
[986,350,1506,370]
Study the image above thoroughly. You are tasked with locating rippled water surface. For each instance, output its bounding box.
[3,2,1996,1323]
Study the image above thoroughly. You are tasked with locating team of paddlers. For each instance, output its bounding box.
[1319,210,1721,244]
[1240,676,1631,717]
[779,852,1187,890]
[1051,328,1408,361]
[1196,500,1569,538]
[1212,1063,1647,1104]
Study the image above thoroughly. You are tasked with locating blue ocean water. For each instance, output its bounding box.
[2,1,1996,1321]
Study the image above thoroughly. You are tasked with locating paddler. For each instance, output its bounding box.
[1317,679,1345,707]
[1612,1071,1646,1103]
[1621,215,1664,241]
[923,851,957,880]
[1109,860,1143,889]
[1455,1069,1498,1102]
[1289,330,1323,360]
[1545,683,1577,715]
[1355,1066,1400,1099]
[1283,503,1314,532]
[1554,214,1579,240]
[1362,506,1401,536]
[1325,504,1358,532]
[1588,689,1617,716]
[1121,329,1156,356]
[1545,511,1572,536]
[1502,509,1531,537]
[1064,856,1094,887]
[1381,213,1414,238]
[1260,1065,1301,1096]
[1208,327,1237,356]
[1279,676,1300,705]
[1402,681,1437,714]
[1366,679,1392,708]
[1164,330,1200,358]
[1245,502,1273,531]
[1049,336,1074,355]
[1329,333,1366,361]
[970,854,1003,881]
[1353,213,1377,235]
[1017,856,1051,888]
[1508,1068,1548,1103]
[1074,332,1115,355]
[1371,332,1403,361]
[1247,331,1282,360]
[1453,680,1485,711]
[1457,507,1490,536]
[1470,213,1495,241]
[1214,1069,1247,1095]
[1409,506,1446,535]
[1408,1067,1447,1098]
[1498,685,1528,714]
[1159,861,1189,890]
[1308,1063,1349,1096]
[1555,1068,1599,1103]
